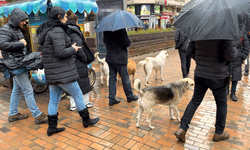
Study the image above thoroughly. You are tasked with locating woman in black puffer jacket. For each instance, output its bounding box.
[36,6,99,137]
[66,10,93,110]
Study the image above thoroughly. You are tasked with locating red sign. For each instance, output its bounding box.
[162,12,175,15]
[165,0,167,5]
[161,16,170,20]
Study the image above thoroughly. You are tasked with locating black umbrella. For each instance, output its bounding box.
[173,0,250,41]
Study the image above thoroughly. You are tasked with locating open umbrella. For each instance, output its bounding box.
[173,0,250,41]
[95,10,145,32]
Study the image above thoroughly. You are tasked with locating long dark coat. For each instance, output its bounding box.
[67,22,92,94]
[230,35,249,81]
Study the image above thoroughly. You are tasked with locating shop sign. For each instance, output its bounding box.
[161,16,170,19]
[127,6,135,14]
[141,16,150,19]
[154,5,160,14]
[140,5,150,15]
[163,6,172,12]
[162,12,175,15]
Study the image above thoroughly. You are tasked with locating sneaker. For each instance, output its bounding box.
[70,106,77,111]
[86,102,93,108]
[213,131,230,142]
[8,113,29,122]
[35,113,48,124]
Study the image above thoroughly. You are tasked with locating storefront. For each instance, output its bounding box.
[0,0,98,52]
[127,4,175,29]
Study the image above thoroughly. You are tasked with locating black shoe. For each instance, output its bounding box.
[127,95,138,102]
[244,72,249,76]
[230,90,237,101]
[109,99,120,106]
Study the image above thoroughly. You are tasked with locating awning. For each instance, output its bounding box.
[0,0,98,18]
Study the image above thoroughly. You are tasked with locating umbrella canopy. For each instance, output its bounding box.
[173,0,250,41]
[95,10,145,32]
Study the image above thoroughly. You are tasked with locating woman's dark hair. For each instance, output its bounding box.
[66,10,78,23]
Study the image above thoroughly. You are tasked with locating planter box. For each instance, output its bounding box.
[128,31,175,43]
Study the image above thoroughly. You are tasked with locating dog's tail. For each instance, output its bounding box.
[94,52,105,65]
[138,60,147,66]
[134,78,144,96]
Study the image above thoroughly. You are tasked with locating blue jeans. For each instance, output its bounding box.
[9,71,42,118]
[48,81,86,115]
[107,62,133,101]
[180,76,228,134]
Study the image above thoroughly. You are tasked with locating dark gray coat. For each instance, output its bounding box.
[175,29,189,51]
[67,23,92,94]
[103,29,131,65]
[230,35,249,81]
[37,20,78,85]
[187,40,238,80]
[0,8,28,69]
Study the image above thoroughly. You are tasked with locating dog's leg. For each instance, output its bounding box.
[155,70,158,80]
[100,72,104,85]
[107,74,109,87]
[136,103,144,128]
[170,105,180,122]
[145,64,152,86]
[146,108,155,129]
[160,68,164,81]
[169,105,176,120]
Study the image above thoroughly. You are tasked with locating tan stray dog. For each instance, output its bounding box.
[134,78,194,129]
[94,52,109,86]
[138,50,169,86]
[117,59,137,83]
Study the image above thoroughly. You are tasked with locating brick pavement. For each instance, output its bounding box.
[0,49,250,150]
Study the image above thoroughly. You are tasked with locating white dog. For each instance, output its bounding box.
[134,78,194,129]
[94,52,109,86]
[138,50,169,86]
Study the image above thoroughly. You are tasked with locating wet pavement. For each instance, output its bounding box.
[0,49,250,150]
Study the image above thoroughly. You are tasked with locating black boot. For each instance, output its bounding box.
[230,90,237,101]
[79,108,100,128]
[47,113,65,136]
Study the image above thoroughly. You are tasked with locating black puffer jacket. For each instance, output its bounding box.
[0,8,28,69]
[37,20,78,85]
[103,29,131,65]
[187,40,238,80]
[230,35,249,81]
[67,21,92,94]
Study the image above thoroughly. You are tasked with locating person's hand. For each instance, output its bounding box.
[72,42,81,52]
[19,39,27,46]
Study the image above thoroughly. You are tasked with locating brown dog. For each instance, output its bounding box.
[118,59,136,83]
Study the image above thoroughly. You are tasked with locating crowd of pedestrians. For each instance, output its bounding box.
[0,5,249,145]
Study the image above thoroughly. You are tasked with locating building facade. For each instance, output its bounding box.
[127,0,190,28]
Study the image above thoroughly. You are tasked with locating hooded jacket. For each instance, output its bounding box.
[67,20,92,94]
[37,7,78,85]
[0,8,28,69]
